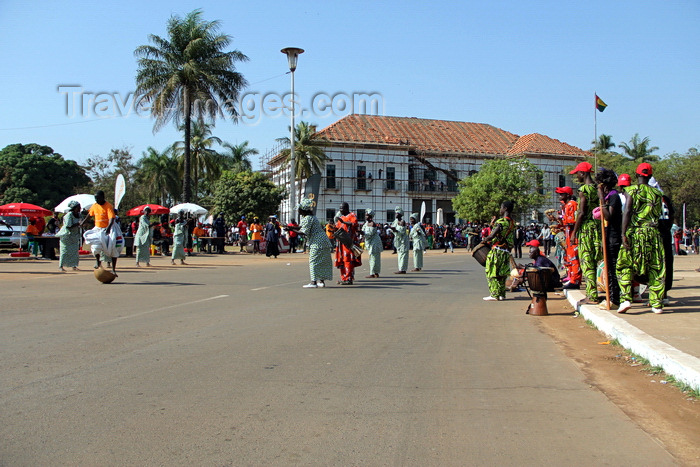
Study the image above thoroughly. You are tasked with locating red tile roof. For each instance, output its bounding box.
[313,115,591,158]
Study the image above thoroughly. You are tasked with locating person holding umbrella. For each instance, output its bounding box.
[58,201,82,271]
[134,206,158,267]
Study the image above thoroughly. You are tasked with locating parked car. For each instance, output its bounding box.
[0,215,28,248]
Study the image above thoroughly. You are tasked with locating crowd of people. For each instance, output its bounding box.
[8,167,699,305]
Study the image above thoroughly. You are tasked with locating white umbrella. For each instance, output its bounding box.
[54,194,96,212]
[170,203,207,215]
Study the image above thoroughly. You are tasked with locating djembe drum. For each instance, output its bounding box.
[525,267,553,316]
[333,228,363,258]
[472,242,490,267]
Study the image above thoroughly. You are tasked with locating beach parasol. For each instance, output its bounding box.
[126,204,170,216]
[0,202,53,217]
[170,203,208,215]
[54,194,96,212]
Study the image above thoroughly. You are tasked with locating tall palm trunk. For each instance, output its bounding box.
[183,97,192,202]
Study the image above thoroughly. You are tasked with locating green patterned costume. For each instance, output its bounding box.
[577,183,602,301]
[485,217,515,298]
[410,223,427,269]
[617,184,666,308]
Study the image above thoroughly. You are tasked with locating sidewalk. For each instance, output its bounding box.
[565,254,700,392]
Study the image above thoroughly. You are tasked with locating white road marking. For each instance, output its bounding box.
[92,294,229,326]
[251,281,300,291]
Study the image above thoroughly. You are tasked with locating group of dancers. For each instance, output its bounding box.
[482,161,669,314]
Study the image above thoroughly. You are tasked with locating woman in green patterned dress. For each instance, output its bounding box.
[58,201,82,271]
[289,198,333,288]
[134,206,156,267]
[483,201,516,301]
[571,162,602,302]
[362,209,382,278]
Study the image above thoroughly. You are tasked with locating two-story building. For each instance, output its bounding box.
[268,114,592,224]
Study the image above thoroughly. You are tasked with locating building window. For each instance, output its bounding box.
[386,166,396,190]
[558,174,566,187]
[326,164,336,189]
[326,209,336,224]
[356,165,367,190]
[357,209,365,222]
[386,210,395,222]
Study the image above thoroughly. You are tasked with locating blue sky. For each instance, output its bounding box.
[0,0,697,170]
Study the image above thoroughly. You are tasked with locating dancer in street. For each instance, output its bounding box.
[134,206,157,267]
[482,201,515,301]
[171,210,188,265]
[409,213,427,271]
[390,207,409,274]
[58,201,82,271]
[334,202,361,285]
[362,209,382,278]
[288,198,333,288]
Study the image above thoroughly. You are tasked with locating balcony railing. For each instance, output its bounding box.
[407,181,457,193]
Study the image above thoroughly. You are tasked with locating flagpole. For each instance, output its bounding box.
[594,92,598,172]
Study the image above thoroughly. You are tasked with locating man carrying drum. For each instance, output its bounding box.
[334,202,362,285]
[482,201,516,301]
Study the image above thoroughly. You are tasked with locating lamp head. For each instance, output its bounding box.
[281,47,304,71]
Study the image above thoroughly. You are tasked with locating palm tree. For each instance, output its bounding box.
[172,120,222,200]
[134,9,248,202]
[276,121,328,203]
[592,134,615,153]
[137,146,181,205]
[220,141,257,173]
[618,134,660,163]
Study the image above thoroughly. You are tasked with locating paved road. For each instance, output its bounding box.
[0,252,676,465]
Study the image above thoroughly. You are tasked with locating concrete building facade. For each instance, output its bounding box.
[267,115,592,224]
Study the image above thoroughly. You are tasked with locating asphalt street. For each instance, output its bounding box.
[0,251,676,465]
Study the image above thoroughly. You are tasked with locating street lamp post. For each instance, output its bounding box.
[281,47,304,222]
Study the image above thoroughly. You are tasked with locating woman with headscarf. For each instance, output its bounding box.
[264,215,281,258]
[134,205,157,267]
[288,198,333,288]
[409,213,427,271]
[171,210,188,265]
[390,206,409,274]
[58,201,82,271]
[362,209,382,278]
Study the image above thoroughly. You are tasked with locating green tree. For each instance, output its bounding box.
[591,134,616,153]
[0,143,90,208]
[172,120,222,201]
[220,140,256,173]
[276,121,328,203]
[618,133,659,163]
[135,146,181,205]
[83,147,140,211]
[452,158,545,222]
[211,171,284,224]
[134,9,248,202]
[654,147,700,224]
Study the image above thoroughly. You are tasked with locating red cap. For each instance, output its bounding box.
[636,162,653,176]
[555,186,573,195]
[525,239,541,247]
[569,161,593,174]
[618,173,631,187]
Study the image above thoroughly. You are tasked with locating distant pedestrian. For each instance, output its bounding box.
[58,201,82,271]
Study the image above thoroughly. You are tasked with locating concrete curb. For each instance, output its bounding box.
[565,289,700,392]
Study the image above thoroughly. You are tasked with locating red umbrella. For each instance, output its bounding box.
[126,204,170,216]
[0,202,53,217]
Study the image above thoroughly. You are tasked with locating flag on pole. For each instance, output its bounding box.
[595,94,607,112]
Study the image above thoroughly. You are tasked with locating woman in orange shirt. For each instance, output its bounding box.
[249,217,263,254]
